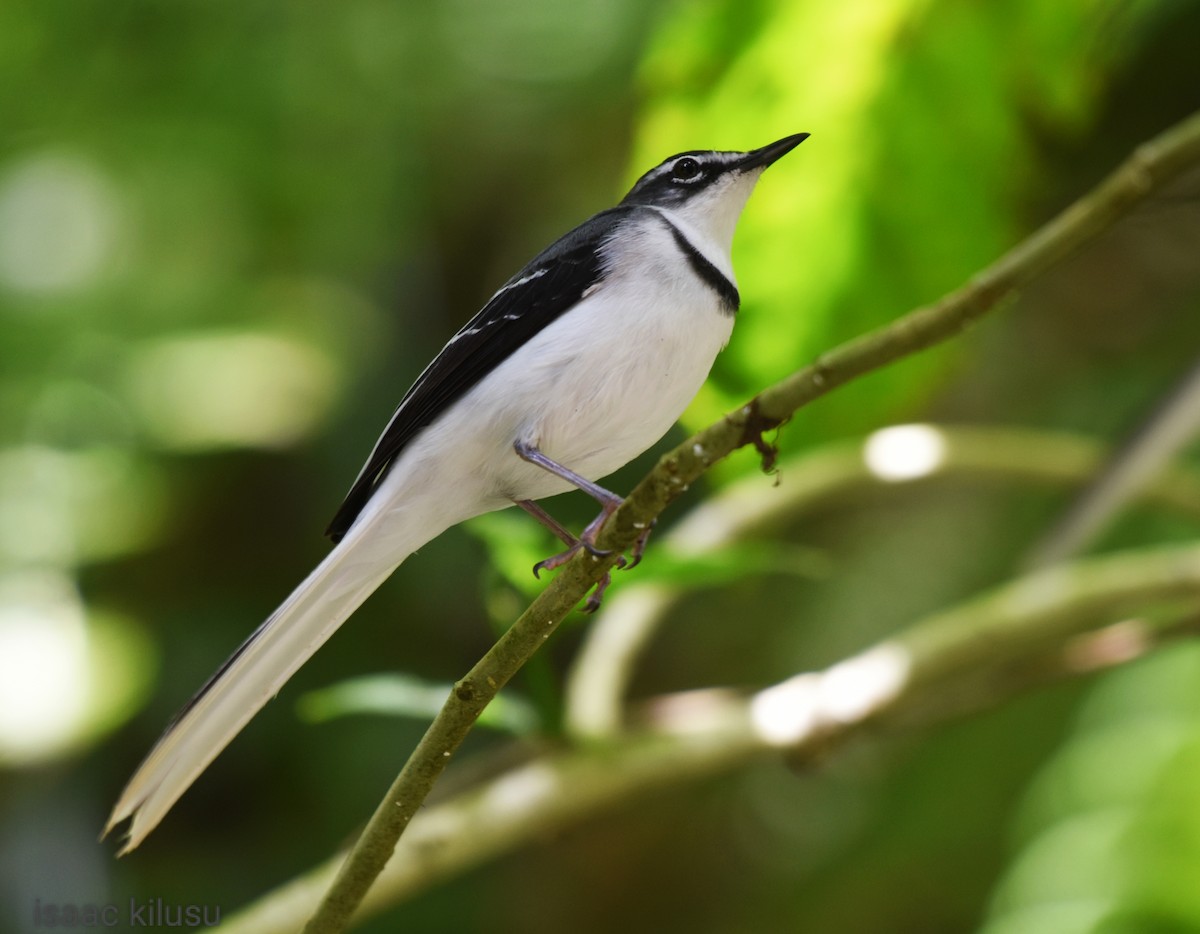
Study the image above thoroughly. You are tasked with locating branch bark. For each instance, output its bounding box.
[298,109,1200,933]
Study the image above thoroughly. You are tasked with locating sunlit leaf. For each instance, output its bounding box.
[632,0,1117,451]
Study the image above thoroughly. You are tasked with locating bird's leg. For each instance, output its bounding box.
[515,499,593,551]
[514,441,641,611]
[514,440,624,518]
[514,441,658,568]
[515,499,624,612]
[512,440,624,570]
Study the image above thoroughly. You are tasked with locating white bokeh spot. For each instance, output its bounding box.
[750,644,911,747]
[0,152,121,295]
[863,424,947,482]
[0,571,92,761]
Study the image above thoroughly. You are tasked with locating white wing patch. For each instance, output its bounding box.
[448,268,552,344]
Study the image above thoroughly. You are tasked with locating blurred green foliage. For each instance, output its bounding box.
[296,673,540,735]
[1,0,1200,932]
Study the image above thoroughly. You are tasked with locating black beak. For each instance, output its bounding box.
[739,133,809,171]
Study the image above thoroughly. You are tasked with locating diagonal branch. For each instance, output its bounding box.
[299,109,1200,934]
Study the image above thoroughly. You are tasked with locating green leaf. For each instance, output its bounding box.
[296,673,541,736]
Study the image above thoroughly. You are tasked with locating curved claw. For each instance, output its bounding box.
[580,540,614,560]
[523,495,649,611]
[532,543,580,578]
[581,571,614,614]
[620,519,657,571]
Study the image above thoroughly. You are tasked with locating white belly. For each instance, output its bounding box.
[521,280,732,485]
[379,285,731,529]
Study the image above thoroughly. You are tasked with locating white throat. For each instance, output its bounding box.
[644,169,765,284]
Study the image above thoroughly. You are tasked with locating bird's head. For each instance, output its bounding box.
[620,133,808,248]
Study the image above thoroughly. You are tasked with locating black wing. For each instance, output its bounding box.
[326,205,639,542]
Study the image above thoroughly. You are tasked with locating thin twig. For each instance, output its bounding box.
[1028,359,1200,568]
[300,109,1200,934]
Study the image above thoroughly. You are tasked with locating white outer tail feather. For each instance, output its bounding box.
[105,505,430,854]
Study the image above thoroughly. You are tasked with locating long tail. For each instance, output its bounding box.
[104,505,433,854]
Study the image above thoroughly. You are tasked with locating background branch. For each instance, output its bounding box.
[1028,358,1200,567]
[298,108,1200,934]
[222,541,1200,934]
[565,424,1200,739]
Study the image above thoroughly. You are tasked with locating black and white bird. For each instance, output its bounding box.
[105,133,807,852]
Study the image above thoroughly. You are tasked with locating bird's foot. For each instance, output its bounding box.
[531,536,618,578]
[532,540,626,614]
[528,498,633,611]
[622,518,657,571]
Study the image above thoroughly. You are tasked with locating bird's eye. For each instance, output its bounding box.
[671,157,703,183]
